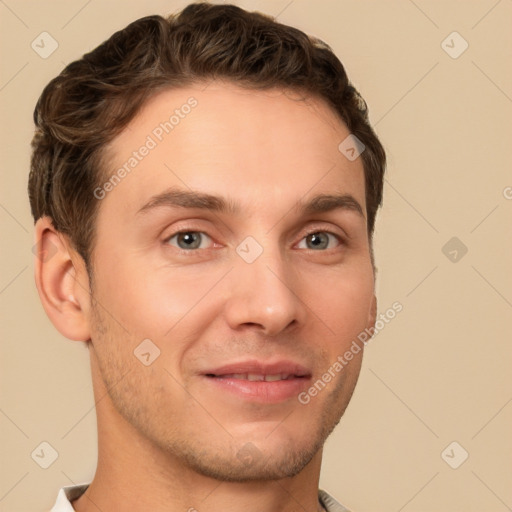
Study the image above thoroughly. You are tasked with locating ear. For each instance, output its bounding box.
[366,293,377,333]
[33,216,91,341]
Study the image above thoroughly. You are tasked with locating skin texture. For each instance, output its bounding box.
[34,81,377,512]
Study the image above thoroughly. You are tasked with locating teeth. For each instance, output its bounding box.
[219,373,292,381]
[247,373,263,381]
[264,374,283,382]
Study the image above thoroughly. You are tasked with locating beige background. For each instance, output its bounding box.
[1,0,511,510]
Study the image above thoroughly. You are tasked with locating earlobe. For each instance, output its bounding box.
[33,217,91,342]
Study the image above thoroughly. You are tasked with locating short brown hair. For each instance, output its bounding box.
[28,2,386,273]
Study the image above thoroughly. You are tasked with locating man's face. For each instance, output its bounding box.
[86,82,376,481]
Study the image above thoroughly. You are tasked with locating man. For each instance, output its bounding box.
[29,2,386,511]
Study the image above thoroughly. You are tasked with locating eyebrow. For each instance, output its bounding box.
[136,187,365,218]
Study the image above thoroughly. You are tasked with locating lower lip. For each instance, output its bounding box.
[202,375,310,403]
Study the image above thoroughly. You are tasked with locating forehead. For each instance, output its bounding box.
[99,81,365,221]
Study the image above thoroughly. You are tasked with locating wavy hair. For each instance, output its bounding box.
[28,2,386,273]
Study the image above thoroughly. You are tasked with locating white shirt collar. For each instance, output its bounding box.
[51,483,351,512]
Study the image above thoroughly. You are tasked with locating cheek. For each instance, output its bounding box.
[296,271,374,374]
[95,256,226,342]
[306,264,374,333]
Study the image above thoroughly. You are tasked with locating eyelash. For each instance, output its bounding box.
[163,226,346,255]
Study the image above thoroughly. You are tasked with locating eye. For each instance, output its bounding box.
[165,231,213,250]
[297,231,342,251]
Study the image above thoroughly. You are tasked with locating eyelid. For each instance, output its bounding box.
[299,224,348,244]
[161,219,215,241]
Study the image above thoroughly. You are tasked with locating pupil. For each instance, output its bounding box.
[180,232,199,249]
[309,233,326,249]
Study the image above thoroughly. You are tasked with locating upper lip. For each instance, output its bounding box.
[203,359,311,377]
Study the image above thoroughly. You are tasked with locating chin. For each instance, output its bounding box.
[169,429,326,483]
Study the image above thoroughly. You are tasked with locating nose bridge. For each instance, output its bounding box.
[223,237,303,335]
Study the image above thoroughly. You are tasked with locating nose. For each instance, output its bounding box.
[222,246,306,337]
